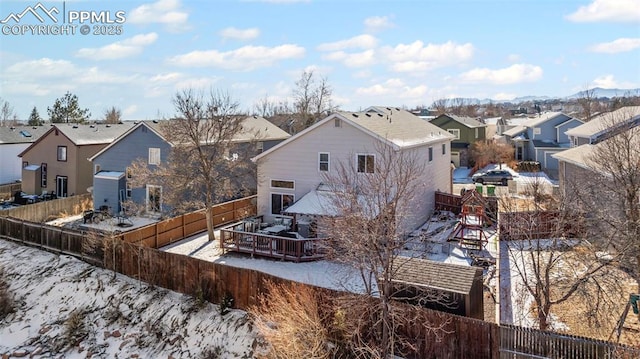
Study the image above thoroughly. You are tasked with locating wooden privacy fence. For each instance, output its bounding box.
[498,211,585,241]
[0,182,21,200]
[121,196,257,248]
[500,324,640,359]
[435,191,462,214]
[0,193,92,222]
[1,211,639,358]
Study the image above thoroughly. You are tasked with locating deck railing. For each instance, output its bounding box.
[220,223,327,262]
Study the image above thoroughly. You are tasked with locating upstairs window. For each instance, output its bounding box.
[448,129,460,140]
[357,154,375,173]
[148,148,160,165]
[57,146,67,162]
[442,143,446,155]
[271,180,295,189]
[428,147,433,162]
[319,152,330,172]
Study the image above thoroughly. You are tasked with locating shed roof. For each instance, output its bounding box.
[391,257,482,295]
[436,114,487,128]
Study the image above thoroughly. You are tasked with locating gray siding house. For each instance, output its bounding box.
[502,112,583,174]
[89,121,171,215]
[89,117,290,216]
[565,106,640,147]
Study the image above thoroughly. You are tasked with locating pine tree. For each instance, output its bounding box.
[47,92,91,123]
[27,106,43,126]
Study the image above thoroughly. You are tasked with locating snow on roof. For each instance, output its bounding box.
[94,171,125,179]
[565,106,640,138]
[283,189,338,217]
[23,164,40,171]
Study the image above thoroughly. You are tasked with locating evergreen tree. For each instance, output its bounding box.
[27,106,43,126]
[47,92,91,123]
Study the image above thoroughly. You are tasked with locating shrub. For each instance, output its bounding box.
[0,266,15,319]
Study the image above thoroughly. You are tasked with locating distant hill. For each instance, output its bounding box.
[566,87,640,99]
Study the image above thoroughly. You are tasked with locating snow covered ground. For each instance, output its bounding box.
[0,239,260,358]
[454,164,557,194]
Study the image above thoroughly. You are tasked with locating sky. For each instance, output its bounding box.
[0,0,639,121]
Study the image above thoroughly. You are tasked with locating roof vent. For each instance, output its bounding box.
[106,124,111,127]
[89,125,95,128]
[377,113,383,117]
[72,125,78,129]
[9,126,15,130]
[352,113,359,118]
[152,119,158,123]
[365,113,371,117]
[20,130,32,137]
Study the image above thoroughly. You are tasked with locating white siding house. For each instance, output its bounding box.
[252,106,454,235]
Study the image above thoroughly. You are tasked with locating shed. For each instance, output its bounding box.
[93,171,125,215]
[390,257,484,319]
[21,164,42,195]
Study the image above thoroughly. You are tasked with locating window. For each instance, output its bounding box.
[448,129,460,140]
[334,118,341,127]
[148,147,160,165]
[319,152,330,171]
[271,193,294,215]
[357,154,375,173]
[442,144,446,155]
[475,128,479,138]
[126,182,132,198]
[533,127,541,135]
[41,163,47,188]
[271,180,295,189]
[22,161,28,168]
[428,147,433,162]
[94,164,101,174]
[126,167,132,179]
[57,146,67,161]
[256,141,264,153]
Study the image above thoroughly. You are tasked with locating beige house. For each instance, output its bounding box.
[252,106,455,235]
[18,123,134,197]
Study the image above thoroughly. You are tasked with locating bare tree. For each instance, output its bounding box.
[293,70,335,129]
[319,141,447,358]
[430,98,448,115]
[0,98,15,127]
[577,86,597,121]
[500,177,623,333]
[103,106,122,124]
[469,141,513,169]
[129,88,256,241]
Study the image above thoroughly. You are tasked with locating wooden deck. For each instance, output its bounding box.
[219,223,327,262]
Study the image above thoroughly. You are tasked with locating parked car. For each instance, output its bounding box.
[472,170,513,186]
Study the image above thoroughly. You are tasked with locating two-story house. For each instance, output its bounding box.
[18,123,134,197]
[565,106,640,147]
[89,117,290,216]
[0,125,48,185]
[502,112,583,175]
[252,106,454,236]
[429,114,487,167]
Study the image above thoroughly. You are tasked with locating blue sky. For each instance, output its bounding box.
[1,0,639,121]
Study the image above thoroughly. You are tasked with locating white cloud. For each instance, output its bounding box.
[174,77,221,90]
[128,0,189,31]
[382,41,474,72]
[589,38,640,53]
[150,72,183,82]
[219,27,260,41]
[317,34,378,51]
[507,54,521,62]
[364,15,394,33]
[590,74,638,89]
[353,70,372,79]
[6,58,77,78]
[123,105,138,116]
[459,64,543,85]
[77,67,137,84]
[168,44,305,71]
[356,79,427,100]
[75,33,158,60]
[322,49,375,67]
[566,0,640,22]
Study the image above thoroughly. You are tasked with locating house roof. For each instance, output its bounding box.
[564,106,640,139]
[253,106,453,162]
[88,120,169,161]
[552,143,594,169]
[18,122,135,157]
[0,125,49,144]
[235,115,291,143]
[391,257,482,295]
[502,125,526,137]
[53,122,135,146]
[435,114,487,128]
[502,112,574,138]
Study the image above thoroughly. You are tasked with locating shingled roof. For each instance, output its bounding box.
[391,257,483,295]
[0,125,49,144]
